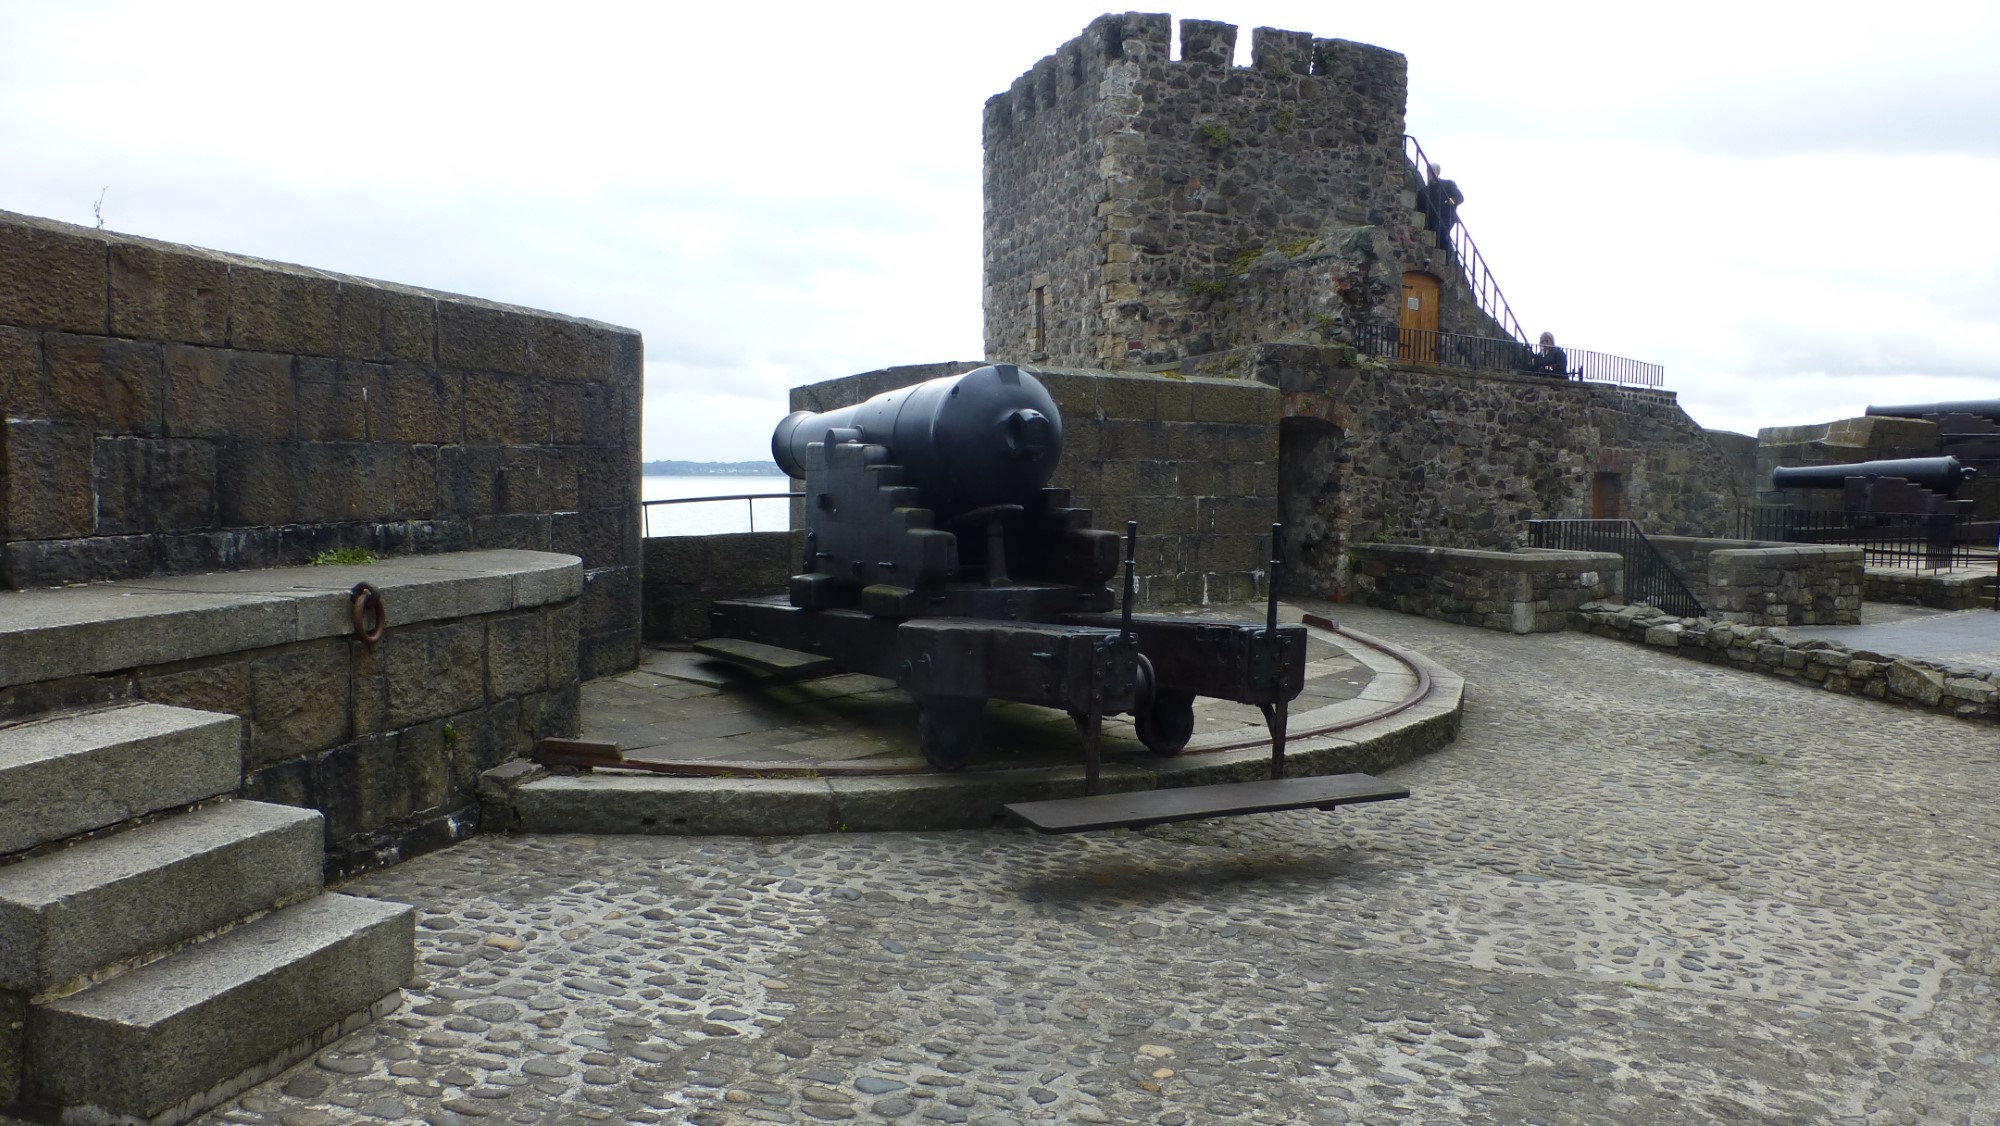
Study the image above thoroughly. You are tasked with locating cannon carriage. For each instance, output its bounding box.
[706,365,1402,825]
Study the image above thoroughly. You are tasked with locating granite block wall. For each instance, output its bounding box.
[0,553,581,876]
[643,531,794,640]
[1348,544,1621,634]
[0,210,642,676]
[789,361,1281,605]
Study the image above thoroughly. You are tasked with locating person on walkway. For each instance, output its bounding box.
[1425,164,1463,251]
[1533,331,1568,377]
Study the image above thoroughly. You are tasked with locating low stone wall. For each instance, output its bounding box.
[1577,601,1999,722]
[1349,544,1621,634]
[643,532,792,640]
[0,210,641,678]
[1867,569,1996,611]
[1705,545,1862,626]
[0,550,581,875]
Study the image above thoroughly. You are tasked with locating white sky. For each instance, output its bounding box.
[3,1,1995,461]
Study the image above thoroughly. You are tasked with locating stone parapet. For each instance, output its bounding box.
[1576,601,2000,722]
[643,532,793,640]
[1866,569,1997,611]
[1349,544,1620,634]
[1705,544,1862,626]
[0,210,640,675]
[0,551,581,875]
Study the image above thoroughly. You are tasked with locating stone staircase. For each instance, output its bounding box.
[0,702,414,1125]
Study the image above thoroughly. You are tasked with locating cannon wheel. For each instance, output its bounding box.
[1134,689,1197,756]
[917,695,986,772]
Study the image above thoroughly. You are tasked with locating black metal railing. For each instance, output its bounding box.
[641,492,801,537]
[1529,519,1706,617]
[1352,323,1666,389]
[1739,506,1984,572]
[1404,135,1526,344]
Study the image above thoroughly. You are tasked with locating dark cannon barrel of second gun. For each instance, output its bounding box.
[771,363,1064,517]
[1866,401,2000,422]
[1771,456,1976,493]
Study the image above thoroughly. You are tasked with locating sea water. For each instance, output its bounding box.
[639,475,794,537]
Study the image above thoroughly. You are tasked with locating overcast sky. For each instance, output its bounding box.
[3,1,1995,461]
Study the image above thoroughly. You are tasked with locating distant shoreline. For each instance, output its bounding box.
[641,460,785,477]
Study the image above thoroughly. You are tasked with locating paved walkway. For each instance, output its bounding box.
[1783,604,2000,674]
[190,605,2000,1126]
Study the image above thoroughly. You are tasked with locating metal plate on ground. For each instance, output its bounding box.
[692,637,838,681]
[1005,773,1409,834]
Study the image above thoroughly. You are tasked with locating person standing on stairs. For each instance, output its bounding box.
[1425,163,1463,255]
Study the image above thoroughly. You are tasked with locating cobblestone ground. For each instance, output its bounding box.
[197,606,2000,1126]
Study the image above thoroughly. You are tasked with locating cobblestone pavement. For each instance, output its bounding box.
[195,605,2000,1126]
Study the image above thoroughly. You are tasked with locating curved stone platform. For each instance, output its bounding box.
[488,607,1464,835]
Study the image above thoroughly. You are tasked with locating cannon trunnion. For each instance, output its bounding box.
[709,365,1316,802]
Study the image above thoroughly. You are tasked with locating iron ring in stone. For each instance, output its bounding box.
[349,582,387,645]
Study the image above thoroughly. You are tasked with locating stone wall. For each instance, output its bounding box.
[790,362,1281,605]
[1579,602,2000,723]
[643,532,793,640]
[1348,544,1620,633]
[1866,568,1996,611]
[0,211,642,677]
[1704,545,1862,626]
[0,551,580,876]
[1190,343,1754,597]
[983,15,1498,370]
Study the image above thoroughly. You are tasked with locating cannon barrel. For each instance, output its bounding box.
[772,364,1064,516]
[1866,400,2000,422]
[1771,456,1975,493]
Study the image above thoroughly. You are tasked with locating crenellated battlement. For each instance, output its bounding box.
[984,13,1418,371]
[983,13,1406,138]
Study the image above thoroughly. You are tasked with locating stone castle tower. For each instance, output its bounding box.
[983,13,1507,369]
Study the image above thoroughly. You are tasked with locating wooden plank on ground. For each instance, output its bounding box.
[692,638,837,681]
[1006,773,1408,834]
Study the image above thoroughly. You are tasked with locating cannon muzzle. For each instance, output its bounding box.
[772,364,1064,516]
[1866,400,2000,422]
[1771,456,1976,494]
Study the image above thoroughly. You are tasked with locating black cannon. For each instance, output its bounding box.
[1866,401,2000,422]
[706,365,1400,826]
[1771,456,1975,495]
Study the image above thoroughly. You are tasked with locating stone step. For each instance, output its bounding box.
[0,703,241,856]
[0,800,325,995]
[27,893,413,1123]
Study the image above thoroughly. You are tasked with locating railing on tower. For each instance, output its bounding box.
[1350,323,1665,389]
[1403,135,1527,346]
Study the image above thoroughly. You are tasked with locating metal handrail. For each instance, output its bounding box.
[1351,323,1665,388]
[1403,135,1526,344]
[641,492,801,537]
[1528,518,1706,617]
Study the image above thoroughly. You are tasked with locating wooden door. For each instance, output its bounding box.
[1399,272,1440,364]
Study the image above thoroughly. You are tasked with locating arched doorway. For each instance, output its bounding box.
[1399,272,1440,364]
